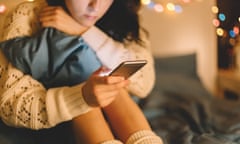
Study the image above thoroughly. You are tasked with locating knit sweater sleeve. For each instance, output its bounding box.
[82,27,155,98]
[0,0,92,130]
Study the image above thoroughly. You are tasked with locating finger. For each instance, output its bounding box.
[94,80,129,93]
[98,67,112,77]
[109,80,130,90]
[40,6,63,17]
[99,96,116,107]
[92,75,126,85]
[39,7,65,23]
[93,66,110,75]
[85,91,117,107]
[41,22,57,29]
[105,76,125,84]
[97,91,119,107]
[40,14,66,28]
[39,13,59,27]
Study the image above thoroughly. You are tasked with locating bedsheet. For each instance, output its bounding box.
[140,54,240,144]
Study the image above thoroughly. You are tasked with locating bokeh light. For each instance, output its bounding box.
[212,19,220,27]
[182,0,191,3]
[216,28,224,36]
[211,6,219,14]
[229,30,236,38]
[175,5,183,13]
[0,4,6,14]
[229,38,236,46]
[141,0,151,5]
[166,3,175,11]
[140,0,201,14]
[218,13,226,21]
[147,1,155,9]
[154,4,164,13]
[233,26,239,35]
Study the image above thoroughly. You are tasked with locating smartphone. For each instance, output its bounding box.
[108,60,147,79]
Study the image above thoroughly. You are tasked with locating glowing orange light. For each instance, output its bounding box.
[229,38,236,46]
[233,26,239,35]
[0,4,6,14]
[182,0,191,3]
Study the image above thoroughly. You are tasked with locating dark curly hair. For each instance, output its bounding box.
[47,0,146,44]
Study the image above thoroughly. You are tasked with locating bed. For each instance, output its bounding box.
[139,53,240,144]
[1,53,240,144]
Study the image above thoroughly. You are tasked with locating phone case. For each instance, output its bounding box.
[109,60,147,78]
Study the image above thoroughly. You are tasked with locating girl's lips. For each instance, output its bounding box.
[84,15,97,20]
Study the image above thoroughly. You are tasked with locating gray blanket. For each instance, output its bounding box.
[140,54,240,144]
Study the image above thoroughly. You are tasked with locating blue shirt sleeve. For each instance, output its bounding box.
[0,28,102,88]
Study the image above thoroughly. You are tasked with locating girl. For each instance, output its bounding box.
[0,0,162,143]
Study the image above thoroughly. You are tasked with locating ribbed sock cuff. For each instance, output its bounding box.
[100,140,123,144]
[126,130,163,144]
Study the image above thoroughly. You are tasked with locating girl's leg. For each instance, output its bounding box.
[102,89,152,142]
[71,107,120,144]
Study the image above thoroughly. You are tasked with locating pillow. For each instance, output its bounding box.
[143,72,212,110]
[142,54,212,119]
[141,53,212,110]
[154,53,197,78]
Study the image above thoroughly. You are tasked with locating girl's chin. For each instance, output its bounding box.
[78,21,95,27]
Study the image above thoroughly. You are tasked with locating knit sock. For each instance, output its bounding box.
[125,130,163,144]
[100,140,123,144]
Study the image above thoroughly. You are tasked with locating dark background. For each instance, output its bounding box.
[217,0,240,69]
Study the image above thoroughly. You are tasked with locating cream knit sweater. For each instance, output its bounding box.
[0,0,155,130]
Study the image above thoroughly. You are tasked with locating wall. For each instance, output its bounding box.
[140,0,217,94]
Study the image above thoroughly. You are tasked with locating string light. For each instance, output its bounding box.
[147,1,155,9]
[175,5,183,13]
[154,4,164,13]
[216,28,224,36]
[166,3,175,11]
[229,30,236,38]
[233,26,239,35]
[141,0,151,5]
[218,13,226,21]
[141,1,239,40]
[211,6,219,14]
[212,18,220,27]
[141,0,201,14]
[0,4,6,14]
[182,0,191,3]
[211,5,240,41]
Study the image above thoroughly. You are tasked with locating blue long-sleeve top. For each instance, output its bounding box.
[0,28,102,88]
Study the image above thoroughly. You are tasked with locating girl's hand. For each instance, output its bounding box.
[82,67,130,107]
[39,6,88,35]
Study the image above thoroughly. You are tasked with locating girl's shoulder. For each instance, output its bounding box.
[1,0,47,41]
[9,0,47,20]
